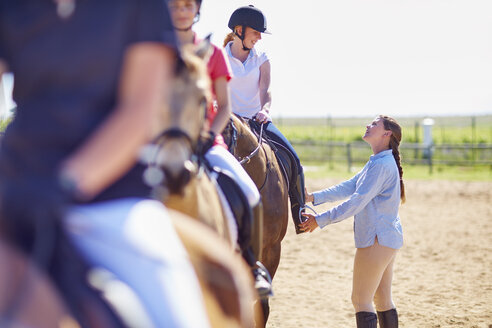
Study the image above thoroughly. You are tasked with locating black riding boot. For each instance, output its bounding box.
[356,311,377,328]
[377,309,398,328]
[290,170,306,234]
[242,248,272,299]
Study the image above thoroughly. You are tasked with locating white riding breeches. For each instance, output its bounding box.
[64,198,210,328]
[205,145,260,207]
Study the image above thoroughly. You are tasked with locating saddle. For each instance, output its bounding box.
[247,120,298,192]
[224,116,297,191]
[203,162,253,253]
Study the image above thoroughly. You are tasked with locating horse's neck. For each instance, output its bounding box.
[234,118,259,154]
[232,118,271,188]
[164,177,200,219]
[164,171,231,242]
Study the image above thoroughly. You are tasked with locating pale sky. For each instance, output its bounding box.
[196,0,492,118]
[1,1,491,119]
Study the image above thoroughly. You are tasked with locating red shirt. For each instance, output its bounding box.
[194,35,232,124]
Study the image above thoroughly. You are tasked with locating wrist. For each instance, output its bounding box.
[309,193,315,204]
[57,169,89,201]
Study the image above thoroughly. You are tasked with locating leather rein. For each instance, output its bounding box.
[237,121,270,191]
[239,122,264,165]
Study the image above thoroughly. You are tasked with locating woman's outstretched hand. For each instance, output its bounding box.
[299,213,319,233]
[305,187,314,203]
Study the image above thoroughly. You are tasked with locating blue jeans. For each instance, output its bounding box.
[263,122,302,173]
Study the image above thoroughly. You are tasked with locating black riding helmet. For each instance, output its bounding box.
[196,0,202,18]
[228,5,271,34]
[228,5,270,51]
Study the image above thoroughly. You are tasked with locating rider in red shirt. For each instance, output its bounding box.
[169,0,272,298]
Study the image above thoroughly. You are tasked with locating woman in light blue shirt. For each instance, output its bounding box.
[300,115,405,328]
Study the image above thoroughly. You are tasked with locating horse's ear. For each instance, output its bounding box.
[194,34,214,61]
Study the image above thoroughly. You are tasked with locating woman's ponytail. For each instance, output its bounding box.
[390,137,406,203]
[381,115,406,203]
[223,32,235,47]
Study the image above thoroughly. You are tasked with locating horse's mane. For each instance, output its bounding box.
[232,115,258,148]
[175,44,213,105]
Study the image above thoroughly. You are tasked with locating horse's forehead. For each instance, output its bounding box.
[174,71,208,101]
[170,78,204,112]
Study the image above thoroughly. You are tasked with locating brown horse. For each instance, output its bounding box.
[142,39,235,245]
[145,40,233,245]
[146,41,261,325]
[223,115,290,323]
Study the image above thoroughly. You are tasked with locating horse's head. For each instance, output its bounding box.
[148,38,213,195]
[222,115,259,162]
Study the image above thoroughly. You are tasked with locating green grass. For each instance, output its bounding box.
[275,115,492,181]
[303,162,492,181]
[274,115,492,144]
[0,117,11,132]
[2,114,490,181]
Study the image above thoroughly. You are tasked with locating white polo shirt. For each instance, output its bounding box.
[225,41,269,118]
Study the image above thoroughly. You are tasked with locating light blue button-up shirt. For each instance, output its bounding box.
[313,149,403,249]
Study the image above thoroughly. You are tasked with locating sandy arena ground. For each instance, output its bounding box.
[266,178,492,328]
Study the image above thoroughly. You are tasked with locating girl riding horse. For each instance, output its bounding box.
[168,0,272,297]
[224,5,308,235]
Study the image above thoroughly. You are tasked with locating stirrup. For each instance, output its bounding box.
[253,261,273,299]
[299,204,318,223]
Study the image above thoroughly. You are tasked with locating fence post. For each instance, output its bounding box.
[427,145,433,174]
[328,142,334,169]
[346,143,352,172]
[472,116,476,162]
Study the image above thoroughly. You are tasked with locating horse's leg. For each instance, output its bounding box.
[261,240,282,283]
[260,299,270,325]
[259,178,288,280]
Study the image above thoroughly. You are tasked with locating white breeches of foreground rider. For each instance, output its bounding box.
[64,198,210,328]
[205,145,261,207]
